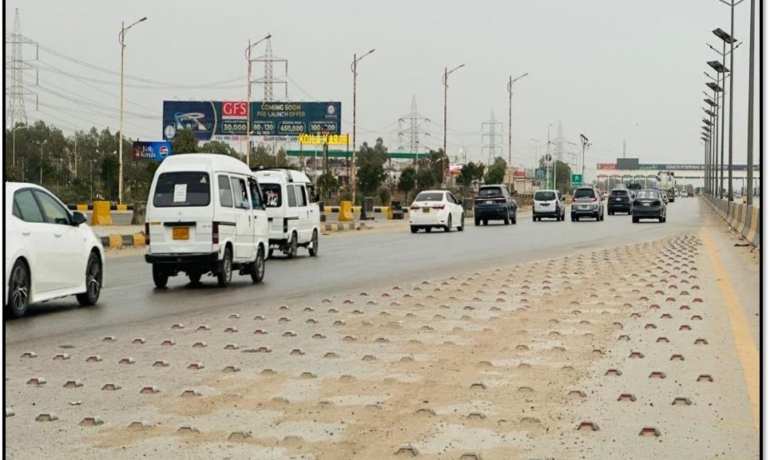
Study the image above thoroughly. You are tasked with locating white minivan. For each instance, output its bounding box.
[145,154,269,288]
[252,168,321,258]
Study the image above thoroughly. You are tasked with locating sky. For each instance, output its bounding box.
[3,0,763,178]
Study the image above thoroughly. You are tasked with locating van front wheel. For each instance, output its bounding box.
[217,246,233,287]
[308,230,319,257]
[251,246,265,283]
[286,233,298,259]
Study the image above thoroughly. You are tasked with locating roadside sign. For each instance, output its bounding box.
[571,173,583,186]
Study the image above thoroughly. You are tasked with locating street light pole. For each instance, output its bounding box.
[507,73,528,189]
[34,139,48,185]
[442,63,465,188]
[118,16,147,204]
[350,48,375,205]
[245,34,272,168]
[579,134,589,186]
[745,0,756,204]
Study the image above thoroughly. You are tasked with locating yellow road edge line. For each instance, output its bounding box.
[703,229,760,434]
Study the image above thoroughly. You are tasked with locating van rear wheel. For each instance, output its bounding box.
[251,246,265,283]
[286,233,298,259]
[152,264,168,289]
[217,246,233,287]
[308,230,319,256]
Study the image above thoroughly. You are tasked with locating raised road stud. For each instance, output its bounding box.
[577,421,600,431]
[639,427,661,437]
[118,357,135,365]
[694,338,709,345]
[395,445,420,456]
[617,393,637,402]
[86,355,103,362]
[196,325,211,331]
[229,313,241,319]
[697,374,714,382]
[672,397,693,406]
[307,318,318,324]
[128,421,152,430]
[63,380,83,388]
[171,323,184,329]
[312,333,326,339]
[192,341,207,348]
[224,327,238,333]
[35,412,58,422]
[649,371,667,379]
[224,343,240,350]
[670,354,685,361]
[140,386,160,394]
[53,353,70,361]
[27,377,47,386]
[152,360,170,368]
[228,431,252,441]
[102,383,121,391]
[180,389,201,397]
[222,365,241,373]
[132,338,146,344]
[187,362,205,370]
[21,351,37,358]
[79,416,104,426]
[177,426,200,434]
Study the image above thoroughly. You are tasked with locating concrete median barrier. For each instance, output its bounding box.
[99,232,146,249]
[702,195,759,248]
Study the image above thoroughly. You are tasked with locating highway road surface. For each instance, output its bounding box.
[4,197,760,460]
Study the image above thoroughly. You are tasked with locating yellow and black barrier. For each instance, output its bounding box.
[703,196,760,248]
[99,232,146,249]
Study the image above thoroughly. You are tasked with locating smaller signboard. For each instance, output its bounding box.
[133,141,172,162]
[571,173,583,186]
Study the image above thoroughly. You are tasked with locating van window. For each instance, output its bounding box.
[218,175,234,208]
[249,179,263,209]
[287,185,298,207]
[153,172,211,208]
[296,185,308,207]
[534,191,556,201]
[262,183,281,207]
[231,177,250,209]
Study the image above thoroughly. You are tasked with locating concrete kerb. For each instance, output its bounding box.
[701,195,759,248]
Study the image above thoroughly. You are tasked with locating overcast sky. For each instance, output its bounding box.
[4,0,762,176]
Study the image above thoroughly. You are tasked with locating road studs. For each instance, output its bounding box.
[639,296,649,301]
[261,368,276,375]
[415,408,436,416]
[340,375,356,382]
[21,351,37,358]
[343,299,354,304]
[253,315,266,320]
[375,337,390,343]
[656,337,670,343]
[367,300,377,305]
[515,344,529,351]
[187,362,205,371]
[101,383,121,391]
[224,343,240,350]
[591,349,604,356]
[551,346,566,352]
[228,430,252,441]
[53,353,70,361]
[649,304,660,310]
[333,320,346,326]
[35,412,58,422]
[5,408,14,417]
[618,335,630,341]
[253,346,271,353]
[577,421,600,431]
[192,341,207,348]
[694,338,709,345]
[661,314,673,319]
[518,386,534,393]
[102,336,117,342]
[605,369,622,376]
[672,397,692,406]
[224,327,238,333]
[86,355,103,362]
[343,335,358,342]
[459,452,484,460]
[680,291,690,295]
[278,317,290,323]
[649,371,667,379]
[223,365,241,373]
[645,323,657,330]
[519,363,533,369]
[693,298,704,303]
[639,427,661,437]
[161,339,176,346]
[278,305,289,310]
[131,338,146,344]
[171,323,184,330]
[313,333,327,339]
[468,412,486,420]
[680,305,691,310]
[300,372,317,379]
[630,312,641,318]
[253,329,267,335]
[63,380,83,388]
[177,425,200,434]
[352,309,364,315]
[140,386,160,394]
[229,313,241,319]
[153,360,170,368]
[324,352,339,359]
[679,324,692,331]
[617,393,637,402]
[283,331,297,337]
[470,382,487,390]
[629,351,644,359]
[666,297,676,302]
[697,374,714,382]
[362,355,377,361]
[567,390,586,399]
[180,389,201,397]
[692,315,703,321]
[118,357,135,365]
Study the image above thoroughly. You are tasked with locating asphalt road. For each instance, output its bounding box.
[6,198,708,345]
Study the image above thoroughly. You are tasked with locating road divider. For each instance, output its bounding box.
[702,196,760,248]
[99,232,146,249]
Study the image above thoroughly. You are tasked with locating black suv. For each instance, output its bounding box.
[473,184,518,225]
[607,188,633,215]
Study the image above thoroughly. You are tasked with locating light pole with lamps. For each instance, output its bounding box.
[507,72,528,189]
[579,134,590,186]
[707,63,730,198]
[705,81,722,195]
[350,48,375,204]
[703,117,715,194]
[745,0,756,204]
[245,33,272,167]
[34,139,48,185]
[709,30,739,199]
[118,16,147,205]
[442,64,465,188]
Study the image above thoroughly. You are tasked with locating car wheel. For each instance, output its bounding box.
[458,214,465,231]
[632,216,639,223]
[532,215,537,222]
[444,215,452,232]
[512,212,517,225]
[268,248,274,259]
[7,259,30,319]
[411,225,419,234]
[152,264,168,289]
[308,230,319,257]
[503,214,510,225]
[217,246,233,287]
[483,220,488,226]
[188,272,202,284]
[474,218,480,226]
[251,245,266,283]
[76,252,103,306]
[426,227,432,233]
[286,232,298,259]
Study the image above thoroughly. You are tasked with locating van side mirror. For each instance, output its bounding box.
[561,196,565,201]
[72,211,88,226]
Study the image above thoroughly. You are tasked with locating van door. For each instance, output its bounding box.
[294,184,311,242]
[229,175,254,263]
[285,183,301,241]
[248,178,268,251]
[215,174,238,258]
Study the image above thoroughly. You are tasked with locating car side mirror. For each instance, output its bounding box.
[72,211,88,226]
[561,196,565,201]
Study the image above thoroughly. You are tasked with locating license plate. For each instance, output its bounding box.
[422,207,430,213]
[643,203,650,207]
[172,227,189,240]
[615,198,622,201]
[580,205,589,210]
[485,200,494,205]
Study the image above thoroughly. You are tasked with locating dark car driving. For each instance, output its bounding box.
[473,184,517,225]
[632,189,667,223]
[607,188,633,215]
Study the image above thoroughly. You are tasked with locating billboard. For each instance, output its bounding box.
[133,141,172,162]
[616,158,639,170]
[596,163,759,171]
[162,101,342,142]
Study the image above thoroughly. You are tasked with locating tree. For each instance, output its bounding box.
[316,172,338,200]
[398,166,417,201]
[459,162,480,187]
[355,138,388,200]
[200,140,240,159]
[171,128,199,154]
[416,168,437,191]
[485,157,507,185]
[427,148,447,185]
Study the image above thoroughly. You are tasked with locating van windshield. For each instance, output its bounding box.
[534,191,556,201]
[262,183,282,207]
[153,172,211,207]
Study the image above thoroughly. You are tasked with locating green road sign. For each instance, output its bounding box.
[571,173,583,186]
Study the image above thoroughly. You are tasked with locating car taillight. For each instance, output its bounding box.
[212,222,219,244]
[591,197,597,202]
[653,200,661,206]
[410,205,420,210]
[432,204,445,210]
[144,223,150,244]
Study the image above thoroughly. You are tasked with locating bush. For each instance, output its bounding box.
[377,186,391,206]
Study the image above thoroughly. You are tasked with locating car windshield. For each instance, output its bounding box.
[477,187,504,197]
[261,183,282,207]
[153,172,211,207]
[610,189,629,196]
[636,190,659,199]
[534,191,556,201]
[573,188,594,199]
[414,192,444,202]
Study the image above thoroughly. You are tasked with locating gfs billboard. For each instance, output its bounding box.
[162,101,342,142]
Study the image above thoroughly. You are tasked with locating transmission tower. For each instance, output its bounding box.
[554,120,566,161]
[253,37,288,101]
[5,8,38,127]
[481,110,503,164]
[397,95,431,154]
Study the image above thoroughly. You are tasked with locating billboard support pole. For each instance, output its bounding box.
[118,16,147,204]
[245,34,272,167]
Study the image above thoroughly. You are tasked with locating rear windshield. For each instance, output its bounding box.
[153,172,211,207]
[610,189,629,196]
[262,183,282,207]
[573,188,594,199]
[415,192,444,202]
[636,190,658,199]
[477,187,504,197]
[534,191,556,201]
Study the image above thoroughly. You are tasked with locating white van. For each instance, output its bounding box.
[145,154,269,288]
[252,168,321,258]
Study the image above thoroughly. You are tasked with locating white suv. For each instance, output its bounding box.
[532,189,565,221]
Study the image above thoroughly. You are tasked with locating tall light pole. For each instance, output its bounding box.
[442,63,465,188]
[10,124,27,168]
[118,16,147,204]
[507,73,528,189]
[245,33,272,168]
[710,29,739,198]
[706,81,723,195]
[579,134,590,186]
[350,48,375,204]
[706,64,728,198]
[703,96,718,194]
[745,0,756,204]
[34,139,47,185]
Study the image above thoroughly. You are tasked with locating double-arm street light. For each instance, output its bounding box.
[709,29,739,200]
[350,48,375,204]
[245,33,273,167]
[579,134,590,185]
[705,81,723,195]
[34,139,48,185]
[442,64,465,187]
[507,73,528,188]
[706,61,730,198]
[118,16,147,205]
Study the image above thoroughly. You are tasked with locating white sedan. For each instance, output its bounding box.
[409,190,465,233]
[5,182,105,318]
